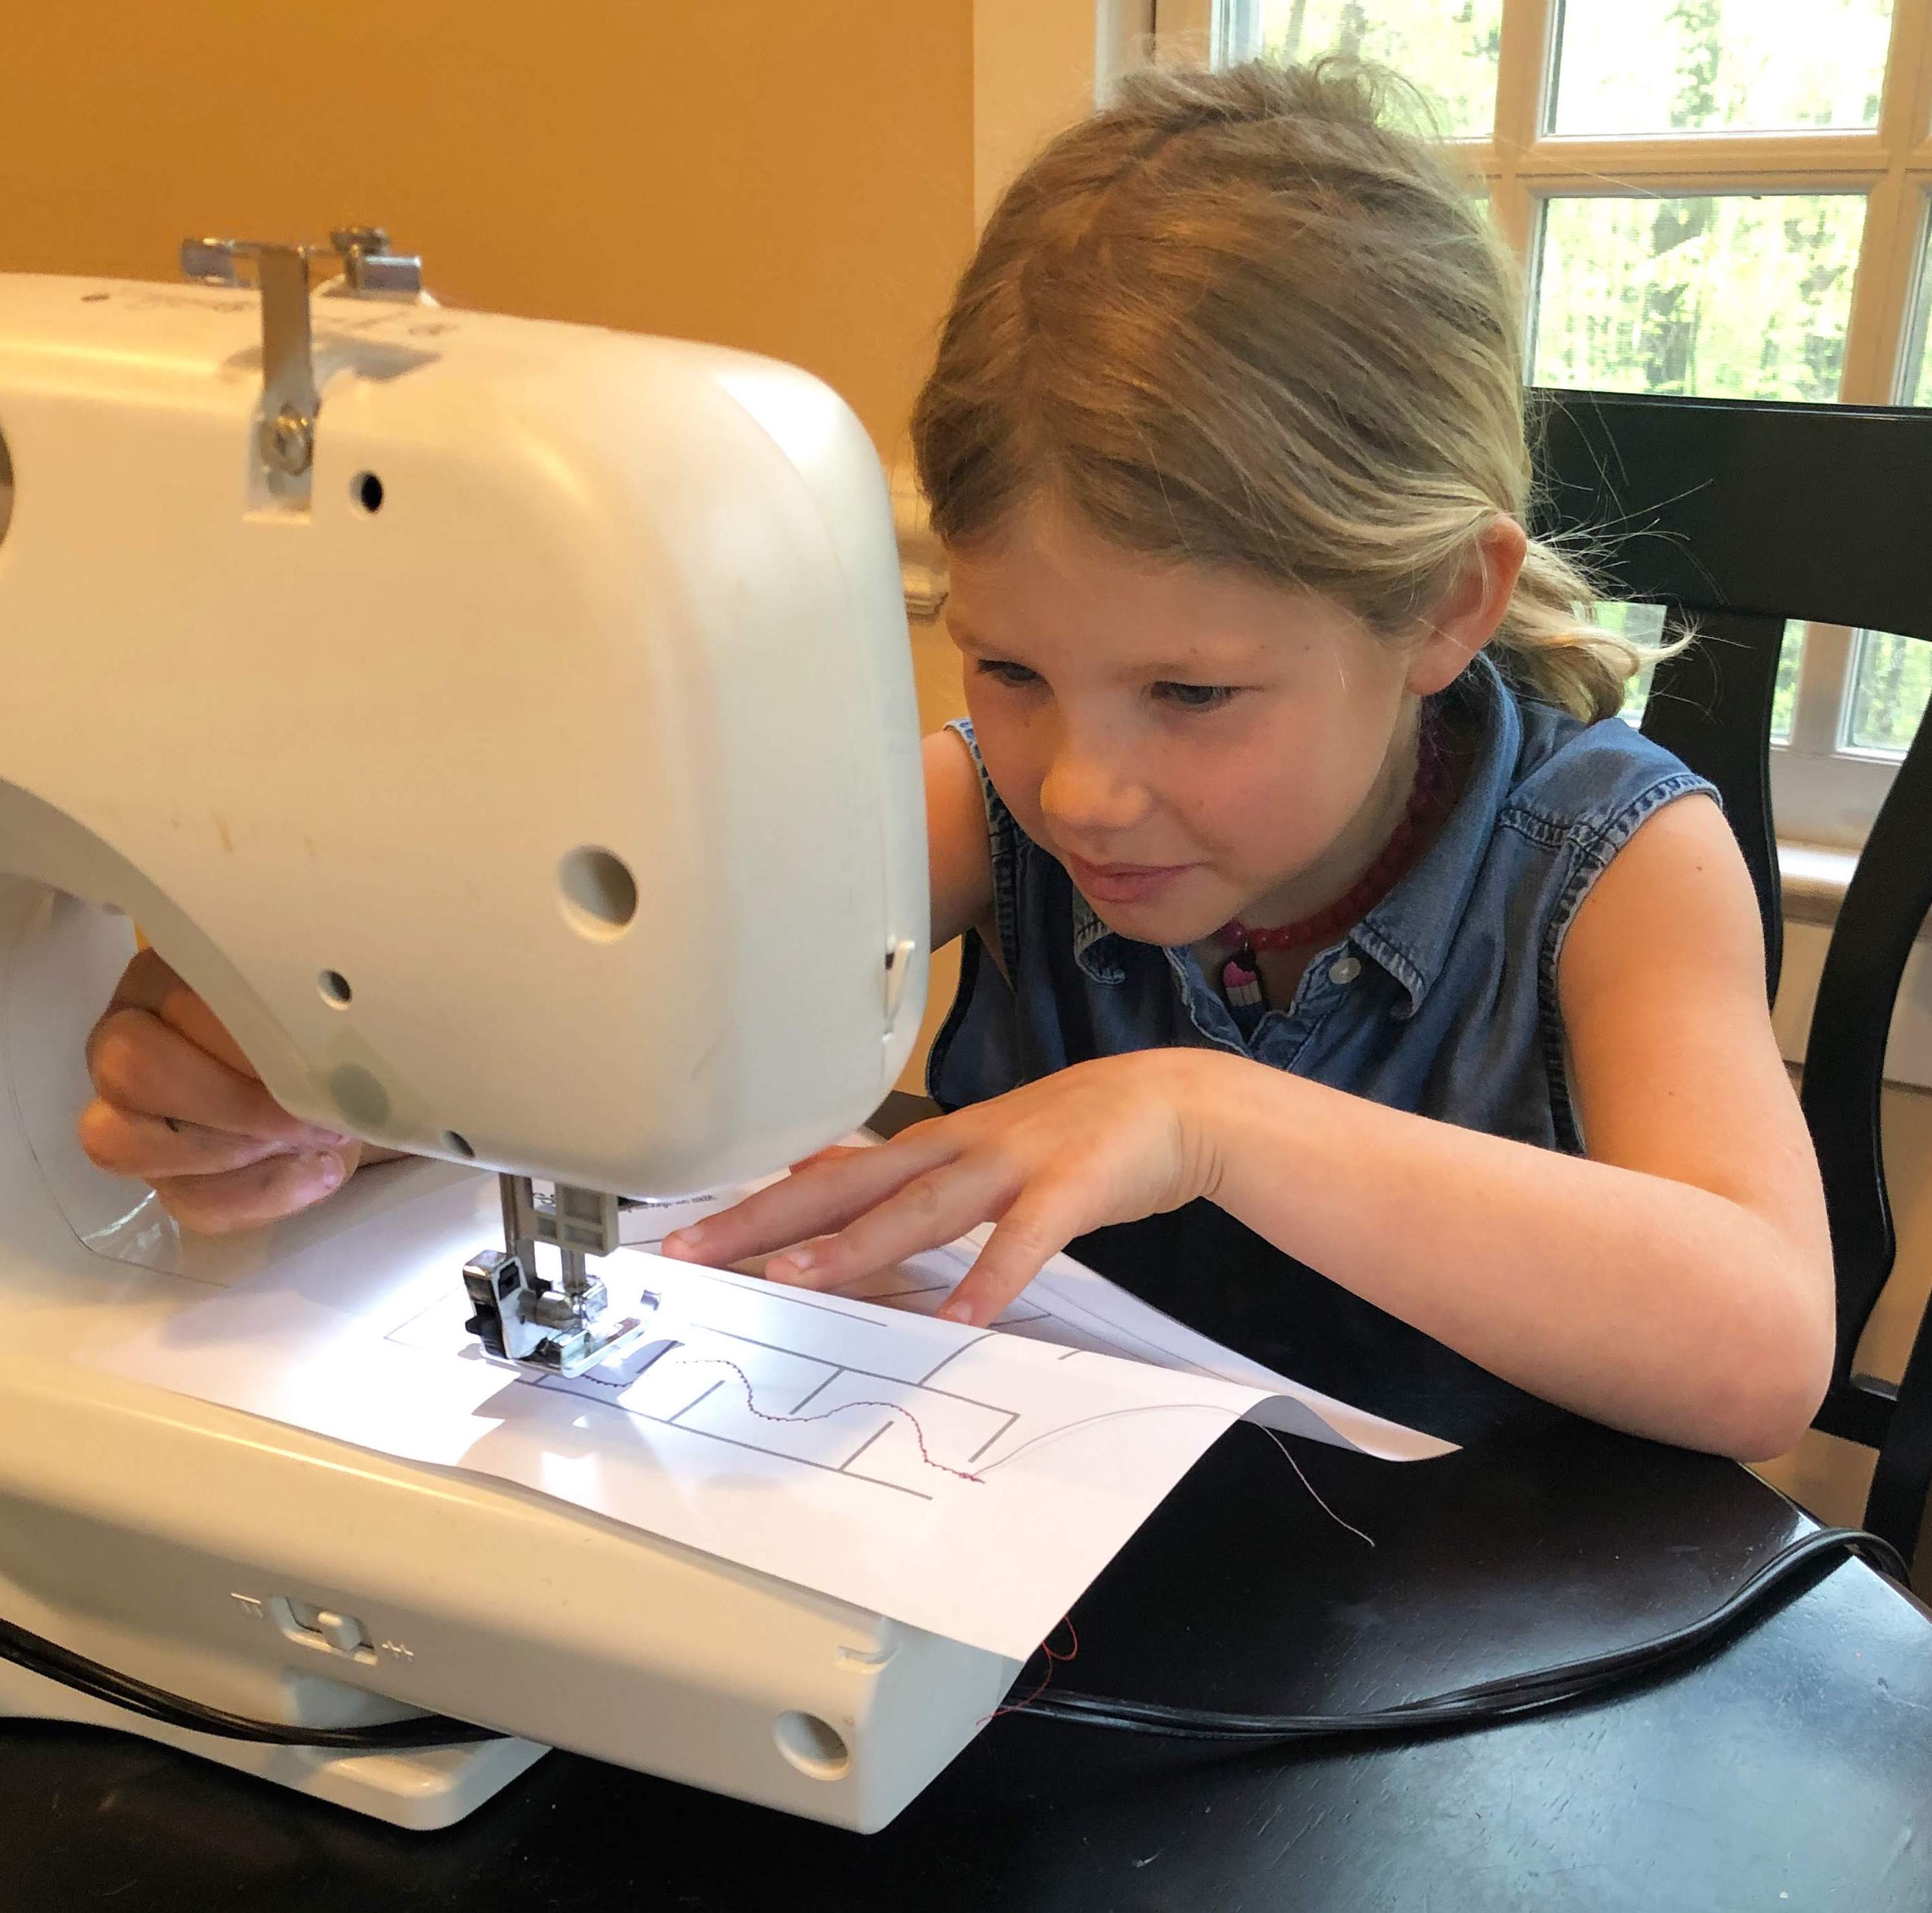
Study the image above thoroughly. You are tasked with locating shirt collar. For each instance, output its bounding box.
[1072,889,1129,984]
[1066,652,1520,1014]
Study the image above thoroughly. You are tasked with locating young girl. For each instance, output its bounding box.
[80,61,1831,1460]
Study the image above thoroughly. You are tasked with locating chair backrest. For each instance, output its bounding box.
[1530,391,1932,1528]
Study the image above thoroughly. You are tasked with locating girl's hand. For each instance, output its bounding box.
[661,1051,1223,1325]
[78,948,375,1233]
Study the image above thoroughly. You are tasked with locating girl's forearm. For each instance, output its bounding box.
[1175,1050,1833,1459]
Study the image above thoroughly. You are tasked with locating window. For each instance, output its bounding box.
[1194,0,1932,849]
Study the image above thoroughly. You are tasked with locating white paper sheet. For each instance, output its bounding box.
[618,1148,1451,1464]
[99,1167,1450,1660]
[836,1230,1452,1463]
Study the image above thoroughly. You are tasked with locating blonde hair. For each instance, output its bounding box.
[912,58,1653,724]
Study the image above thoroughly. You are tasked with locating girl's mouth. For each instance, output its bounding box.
[1059,851,1193,905]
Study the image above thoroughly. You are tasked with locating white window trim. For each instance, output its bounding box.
[1179,0,1932,846]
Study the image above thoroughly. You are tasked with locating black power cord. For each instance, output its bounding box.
[1014,1525,1908,1744]
[0,1527,1905,1757]
[0,1617,497,1750]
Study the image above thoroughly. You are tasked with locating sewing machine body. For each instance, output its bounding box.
[0,268,927,1191]
[0,271,1013,1831]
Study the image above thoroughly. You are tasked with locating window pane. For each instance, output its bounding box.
[1551,0,1892,135]
[1603,600,1667,725]
[1846,630,1932,754]
[1902,206,1932,406]
[1532,194,1864,402]
[1249,1,1502,138]
[1607,602,1801,745]
[1773,623,1803,743]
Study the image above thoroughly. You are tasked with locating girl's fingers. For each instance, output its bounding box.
[109,947,259,1079]
[760,1155,1014,1294]
[787,1143,870,1174]
[150,1151,349,1235]
[663,1126,960,1265]
[81,952,364,1236]
[937,1180,1094,1327]
[77,1100,304,1180]
[85,1006,342,1148]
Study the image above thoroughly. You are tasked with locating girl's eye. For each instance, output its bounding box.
[1153,681,1238,710]
[975,659,1043,689]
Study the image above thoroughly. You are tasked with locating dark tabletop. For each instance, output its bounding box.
[7,1098,1931,1910]
[7,1401,1931,1910]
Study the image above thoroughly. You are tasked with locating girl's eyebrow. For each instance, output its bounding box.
[1135,643,1271,678]
[945,612,1271,676]
[945,618,1010,656]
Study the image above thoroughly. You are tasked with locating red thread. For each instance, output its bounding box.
[988,1615,1081,1722]
[673,1356,985,1484]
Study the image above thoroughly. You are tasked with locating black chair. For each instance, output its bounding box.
[1532,388,1932,1569]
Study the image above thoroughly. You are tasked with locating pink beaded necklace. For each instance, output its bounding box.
[1218,713,1447,1012]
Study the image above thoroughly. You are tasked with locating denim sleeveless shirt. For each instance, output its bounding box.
[927,653,1716,1443]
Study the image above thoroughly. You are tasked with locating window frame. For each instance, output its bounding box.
[1179,0,1932,848]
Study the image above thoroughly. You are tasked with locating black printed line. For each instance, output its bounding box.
[707,1327,1011,1414]
[919,1330,994,1386]
[976,1401,1237,1475]
[838,1423,893,1471]
[383,1289,466,1344]
[966,1407,1023,1465]
[704,1327,842,1372]
[638,1416,932,1500]
[506,1370,934,1499]
[666,1378,723,1424]
[858,1279,952,1301]
[673,1264,884,1325]
[791,1370,842,1414]
[1019,1287,1219,1376]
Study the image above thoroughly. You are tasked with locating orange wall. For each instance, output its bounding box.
[2,2,975,453]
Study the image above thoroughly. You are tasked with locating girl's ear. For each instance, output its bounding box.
[1405,516,1529,696]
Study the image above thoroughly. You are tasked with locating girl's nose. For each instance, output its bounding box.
[1039,743,1151,836]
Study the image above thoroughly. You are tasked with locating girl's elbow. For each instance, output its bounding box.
[1725,1285,1835,1465]
[1728,1381,1825,1466]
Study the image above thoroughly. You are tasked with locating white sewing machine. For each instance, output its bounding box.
[0,237,1018,1832]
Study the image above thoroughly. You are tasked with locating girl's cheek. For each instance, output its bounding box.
[1175,728,1295,813]
[1187,757,1333,864]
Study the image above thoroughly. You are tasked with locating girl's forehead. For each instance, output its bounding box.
[945,503,1376,673]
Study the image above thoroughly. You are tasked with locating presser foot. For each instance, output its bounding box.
[518,1303,662,1379]
[462,1248,661,1378]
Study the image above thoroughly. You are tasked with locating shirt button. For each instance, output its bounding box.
[1328,955,1362,986]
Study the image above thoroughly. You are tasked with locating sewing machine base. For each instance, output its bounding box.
[0,1658,548,1829]
[0,883,1017,1835]
[0,1246,1013,1839]
[0,1200,1015,1838]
